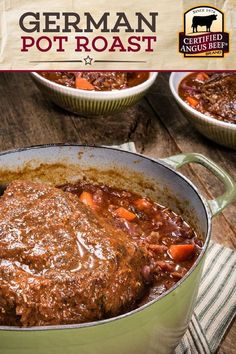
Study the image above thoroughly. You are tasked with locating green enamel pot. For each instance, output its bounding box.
[31,72,158,116]
[0,145,235,354]
[169,72,236,149]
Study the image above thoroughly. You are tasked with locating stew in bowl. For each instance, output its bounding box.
[179,72,236,124]
[39,72,149,91]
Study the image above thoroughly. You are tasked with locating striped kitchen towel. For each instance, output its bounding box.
[175,242,236,354]
[115,143,236,354]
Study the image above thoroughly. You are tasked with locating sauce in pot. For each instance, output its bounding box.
[60,180,203,304]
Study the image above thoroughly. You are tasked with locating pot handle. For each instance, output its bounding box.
[160,153,236,217]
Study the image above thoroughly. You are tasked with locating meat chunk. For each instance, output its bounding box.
[75,72,128,91]
[0,181,147,326]
[200,73,236,121]
[40,72,129,91]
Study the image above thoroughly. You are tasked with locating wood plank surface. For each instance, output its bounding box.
[0,72,235,353]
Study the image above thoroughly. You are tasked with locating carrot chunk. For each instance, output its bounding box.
[168,244,195,262]
[114,207,136,221]
[196,72,209,82]
[75,77,94,90]
[79,191,95,208]
[186,96,199,107]
[134,198,151,210]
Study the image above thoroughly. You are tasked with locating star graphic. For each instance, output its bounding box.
[83,55,93,65]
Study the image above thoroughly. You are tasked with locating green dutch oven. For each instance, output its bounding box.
[0,145,235,354]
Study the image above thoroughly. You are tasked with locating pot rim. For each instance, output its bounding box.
[0,143,212,332]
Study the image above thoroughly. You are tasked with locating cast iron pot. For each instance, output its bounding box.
[0,145,235,354]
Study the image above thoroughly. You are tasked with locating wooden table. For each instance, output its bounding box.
[0,72,235,353]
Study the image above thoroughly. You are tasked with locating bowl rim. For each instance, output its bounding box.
[31,72,158,98]
[169,72,236,130]
[0,143,211,332]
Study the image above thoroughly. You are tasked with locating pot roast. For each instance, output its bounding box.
[0,181,147,326]
[39,71,149,91]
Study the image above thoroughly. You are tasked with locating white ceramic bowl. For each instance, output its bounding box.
[31,72,158,116]
[169,72,236,149]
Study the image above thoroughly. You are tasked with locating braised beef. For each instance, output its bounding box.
[39,71,149,91]
[74,72,128,90]
[0,181,147,326]
[179,72,236,123]
[200,74,236,120]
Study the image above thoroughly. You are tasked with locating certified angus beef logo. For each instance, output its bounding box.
[179,6,229,57]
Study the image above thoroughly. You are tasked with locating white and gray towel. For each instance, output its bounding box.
[175,242,236,354]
